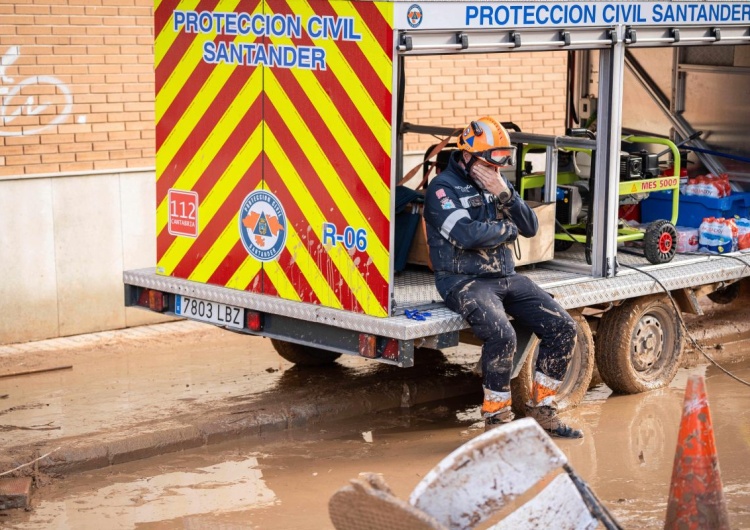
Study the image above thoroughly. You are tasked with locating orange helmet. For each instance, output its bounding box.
[457,117,516,167]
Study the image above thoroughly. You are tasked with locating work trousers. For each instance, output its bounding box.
[444,274,577,395]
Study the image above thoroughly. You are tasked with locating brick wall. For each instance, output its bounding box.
[0,0,154,177]
[402,51,568,153]
[0,2,567,177]
[0,2,570,346]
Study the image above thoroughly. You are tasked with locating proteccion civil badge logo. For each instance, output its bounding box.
[238,190,287,262]
[406,4,423,28]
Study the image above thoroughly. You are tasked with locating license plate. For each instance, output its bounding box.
[175,296,244,330]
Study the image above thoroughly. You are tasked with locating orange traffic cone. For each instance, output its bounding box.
[664,374,730,530]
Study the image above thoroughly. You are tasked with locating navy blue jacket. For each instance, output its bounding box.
[424,151,538,298]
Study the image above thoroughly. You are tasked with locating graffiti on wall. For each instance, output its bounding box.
[0,46,79,137]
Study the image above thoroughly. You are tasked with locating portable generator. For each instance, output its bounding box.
[620,150,661,181]
[517,134,684,265]
[555,185,584,225]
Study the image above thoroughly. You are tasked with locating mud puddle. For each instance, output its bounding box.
[4,360,750,530]
[0,328,479,450]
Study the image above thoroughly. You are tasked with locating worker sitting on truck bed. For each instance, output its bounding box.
[423,117,582,439]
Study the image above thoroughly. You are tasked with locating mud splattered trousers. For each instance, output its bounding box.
[444,274,577,418]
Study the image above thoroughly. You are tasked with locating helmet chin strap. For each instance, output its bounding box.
[462,152,478,175]
[465,156,476,175]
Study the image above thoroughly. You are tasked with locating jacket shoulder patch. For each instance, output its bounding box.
[440,198,455,210]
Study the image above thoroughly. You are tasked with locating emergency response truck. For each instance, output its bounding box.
[125,1,750,411]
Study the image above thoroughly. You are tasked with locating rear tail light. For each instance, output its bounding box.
[381,339,400,361]
[137,289,168,312]
[358,335,400,360]
[246,310,263,331]
[359,334,377,358]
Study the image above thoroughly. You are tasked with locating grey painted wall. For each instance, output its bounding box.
[0,170,173,345]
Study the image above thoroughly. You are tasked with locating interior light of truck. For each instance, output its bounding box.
[246,311,263,331]
[358,334,378,358]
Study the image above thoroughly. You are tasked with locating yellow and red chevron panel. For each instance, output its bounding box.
[154,0,394,317]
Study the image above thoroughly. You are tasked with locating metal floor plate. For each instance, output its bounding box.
[393,246,747,311]
[126,248,750,341]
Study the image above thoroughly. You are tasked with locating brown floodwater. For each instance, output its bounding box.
[4,357,750,530]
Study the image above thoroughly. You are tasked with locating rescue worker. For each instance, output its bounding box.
[423,117,582,438]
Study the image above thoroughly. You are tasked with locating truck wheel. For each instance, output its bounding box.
[511,310,594,414]
[595,295,684,394]
[643,220,677,264]
[707,281,741,305]
[270,339,342,366]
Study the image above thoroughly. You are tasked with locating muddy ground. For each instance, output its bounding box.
[3,360,750,529]
[1,298,749,528]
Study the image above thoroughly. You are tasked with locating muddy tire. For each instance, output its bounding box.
[594,295,684,394]
[271,339,341,366]
[707,281,741,305]
[511,310,594,414]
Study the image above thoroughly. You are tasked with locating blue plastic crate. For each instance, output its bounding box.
[641,190,750,228]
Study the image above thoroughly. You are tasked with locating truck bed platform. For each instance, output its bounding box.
[124,248,750,342]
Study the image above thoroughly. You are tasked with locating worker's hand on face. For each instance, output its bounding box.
[471,161,511,202]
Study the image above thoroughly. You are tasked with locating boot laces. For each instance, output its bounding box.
[484,407,515,431]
